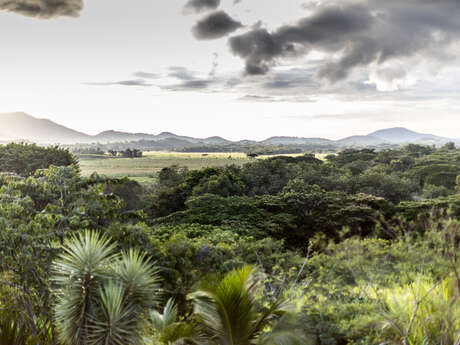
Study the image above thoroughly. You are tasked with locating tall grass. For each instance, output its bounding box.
[381,276,459,345]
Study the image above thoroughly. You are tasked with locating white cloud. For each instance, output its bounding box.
[366,64,417,92]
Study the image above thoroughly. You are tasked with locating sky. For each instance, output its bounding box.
[1,0,460,140]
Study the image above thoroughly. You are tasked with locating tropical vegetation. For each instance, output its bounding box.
[0,143,458,345]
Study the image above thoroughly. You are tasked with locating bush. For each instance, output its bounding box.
[0,143,77,176]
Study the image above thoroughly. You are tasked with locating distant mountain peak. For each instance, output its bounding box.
[97,130,119,134]
[369,127,445,144]
[0,112,91,144]
[206,136,225,140]
[370,127,418,135]
[0,112,455,147]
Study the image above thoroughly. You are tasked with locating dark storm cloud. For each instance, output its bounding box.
[0,0,83,18]
[227,1,460,82]
[229,4,374,77]
[192,11,243,40]
[183,0,220,14]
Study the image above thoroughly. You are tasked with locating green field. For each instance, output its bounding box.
[78,151,327,184]
[78,151,254,184]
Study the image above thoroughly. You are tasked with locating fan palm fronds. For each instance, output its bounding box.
[88,282,139,345]
[188,266,303,345]
[53,231,162,345]
[112,249,162,311]
[54,231,117,345]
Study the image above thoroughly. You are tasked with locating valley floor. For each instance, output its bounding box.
[78,151,315,183]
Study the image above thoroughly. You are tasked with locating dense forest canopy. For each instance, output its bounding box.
[0,143,458,345]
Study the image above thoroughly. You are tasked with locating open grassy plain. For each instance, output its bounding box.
[78,151,327,184]
[79,151,254,184]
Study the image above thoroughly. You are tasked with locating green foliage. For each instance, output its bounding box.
[443,142,456,150]
[403,144,434,156]
[191,170,245,197]
[410,163,460,189]
[142,145,460,252]
[156,193,291,237]
[356,170,416,203]
[158,166,188,189]
[188,266,303,345]
[53,231,161,345]
[421,183,451,199]
[0,143,77,176]
[0,166,147,345]
[148,224,304,308]
[295,217,459,345]
[1,143,460,345]
[238,158,302,195]
[0,318,31,345]
[380,276,459,345]
[148,298,197,345]
[326,149,377,168]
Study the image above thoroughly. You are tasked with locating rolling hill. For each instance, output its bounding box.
[0,112,92,144]
[336,135,387,146]
[337,127,452,146]
[261,136,333,145]
[0,112,456,148]
[93,130,162,142]
[368,127,446,144]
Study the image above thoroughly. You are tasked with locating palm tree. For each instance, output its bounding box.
[53,231,162,345]
[187,266,304,345]
[148,298,197,345]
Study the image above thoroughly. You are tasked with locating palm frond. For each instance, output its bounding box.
[149,298,200,345]
[54,231,117,287]
[188,290,225,341]
[112,249,162,311]
[188,266,260,345]
[162,298,179,327]
[53,231,117,345]
[150,298,178,333]
[188,266,304,345]
[160,321,199,345]
[251,296,292,337]
[88,282,140,345]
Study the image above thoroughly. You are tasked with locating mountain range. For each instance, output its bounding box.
[0,112,456,148]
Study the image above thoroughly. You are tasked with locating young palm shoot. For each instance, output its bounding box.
[149,298,197,345]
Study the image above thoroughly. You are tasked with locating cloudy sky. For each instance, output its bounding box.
[1,0,460,140]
